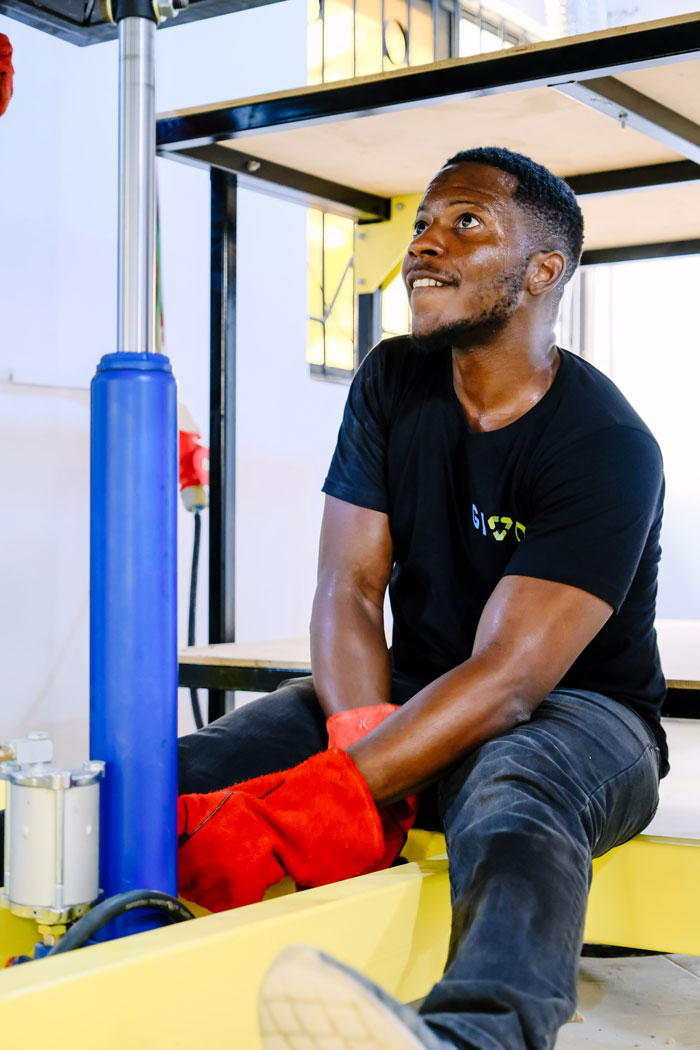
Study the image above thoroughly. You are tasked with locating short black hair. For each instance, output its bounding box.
[443,146,584,300]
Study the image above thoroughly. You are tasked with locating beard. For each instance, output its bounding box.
[409,264,526,355]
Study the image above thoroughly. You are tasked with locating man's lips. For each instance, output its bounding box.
[407,269,457,291]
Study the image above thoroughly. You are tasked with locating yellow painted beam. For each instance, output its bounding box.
[585,833,700,954]
[0,858,451,1050]
[2,828,699,1048]
[355,194,421,294]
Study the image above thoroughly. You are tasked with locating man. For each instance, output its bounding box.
[177,147,665,1050]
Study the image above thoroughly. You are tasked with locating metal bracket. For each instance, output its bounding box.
[554,76,700,165]
[354,195,421,294]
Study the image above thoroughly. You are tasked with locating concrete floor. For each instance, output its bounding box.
[557,954,700,1048]
[556,718,700,1048]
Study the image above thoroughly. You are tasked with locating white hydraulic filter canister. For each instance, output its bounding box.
[1,760,105,923]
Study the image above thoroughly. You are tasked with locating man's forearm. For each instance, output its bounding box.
[310,584,392,717]
[347,652,532,807]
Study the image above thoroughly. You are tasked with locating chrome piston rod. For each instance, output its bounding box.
[117,16,156,354]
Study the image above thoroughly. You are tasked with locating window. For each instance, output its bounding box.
[307,209,356,379]
[306,0,537,378]
[458,3,533,57]
[308,0,453,85]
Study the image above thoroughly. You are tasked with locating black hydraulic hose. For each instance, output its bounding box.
[47,890,194,955]
[189,508,204,730]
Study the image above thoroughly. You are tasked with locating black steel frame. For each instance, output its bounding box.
[0,0,283,46]
[176,144,390,221]
[357,290,383,366]
[565,160,700,198]
[581,239,700,266]
[208,168,238,722]
[155,15,700,720]
[176,657,698,717]
[157,16,700,150]
[179,662,310,692]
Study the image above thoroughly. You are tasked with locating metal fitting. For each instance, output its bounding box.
[0,732,52,766]
[154,0,189,21]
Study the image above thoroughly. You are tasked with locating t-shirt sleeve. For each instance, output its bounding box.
[322,346,391,514]
[503,425,664,612]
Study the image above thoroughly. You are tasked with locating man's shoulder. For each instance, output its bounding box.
[360,335,447,392]
[557,349,658,446]
[352,337,438,411]
[362,334,416,374]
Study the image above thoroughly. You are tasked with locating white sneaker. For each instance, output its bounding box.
[259,943,454,1050]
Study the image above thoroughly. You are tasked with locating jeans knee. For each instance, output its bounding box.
[439,743,593,884]
[441,738,585,829]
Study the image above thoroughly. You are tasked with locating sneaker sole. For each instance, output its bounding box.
[259,944,429,1050]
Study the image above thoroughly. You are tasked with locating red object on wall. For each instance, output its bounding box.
[0,34,13,117]
[179,430,210,491]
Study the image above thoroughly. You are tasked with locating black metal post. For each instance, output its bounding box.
[581,239,700,266]
[357,290,382,366]
[208,168,237,722]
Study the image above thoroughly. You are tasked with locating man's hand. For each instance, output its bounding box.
[177,749,387,913]
[327,704,420,868]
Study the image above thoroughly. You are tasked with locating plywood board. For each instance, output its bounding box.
[221,84,681,199]
[581,179,700,250]
[618,57,700,126]
[179,619,700,688]
[179,637,311,669]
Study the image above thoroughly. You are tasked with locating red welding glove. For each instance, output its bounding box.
[177,748,384,913]
[0,35,13,117]
[327,704,420,869]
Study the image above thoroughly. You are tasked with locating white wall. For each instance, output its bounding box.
[234,187,348,643]
[0,18,117,766]
[0,0,343,762]
[588,256,700,620]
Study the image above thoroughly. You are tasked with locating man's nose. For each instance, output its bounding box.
[408,227,445,257]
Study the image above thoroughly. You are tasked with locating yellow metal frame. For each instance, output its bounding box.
[355,194,421,294]
[585,833,700,954]
[0,855,450,1050]
[1,819,699,1048]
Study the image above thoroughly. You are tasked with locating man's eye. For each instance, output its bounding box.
[458,213,479,229]
[413,220,427,236]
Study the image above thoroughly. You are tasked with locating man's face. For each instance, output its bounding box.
[401,162,532,351]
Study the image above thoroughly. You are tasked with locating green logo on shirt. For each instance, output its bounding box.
[472,504,526,543]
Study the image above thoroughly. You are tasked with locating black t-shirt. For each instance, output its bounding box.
[323,338,668,771]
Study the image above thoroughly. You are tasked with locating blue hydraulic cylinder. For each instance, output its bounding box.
[90,351,178,937]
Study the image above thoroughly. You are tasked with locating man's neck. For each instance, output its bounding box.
[451,328,560,433]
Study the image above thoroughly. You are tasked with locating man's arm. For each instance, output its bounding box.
[350,573,612,805]
[311,495,394,716]
[312,495,613,807]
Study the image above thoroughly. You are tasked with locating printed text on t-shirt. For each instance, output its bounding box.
[472,504,526,542]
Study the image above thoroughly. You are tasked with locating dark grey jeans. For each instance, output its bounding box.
[182,679,662,1050]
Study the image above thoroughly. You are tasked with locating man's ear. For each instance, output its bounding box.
[527,251,566,298]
